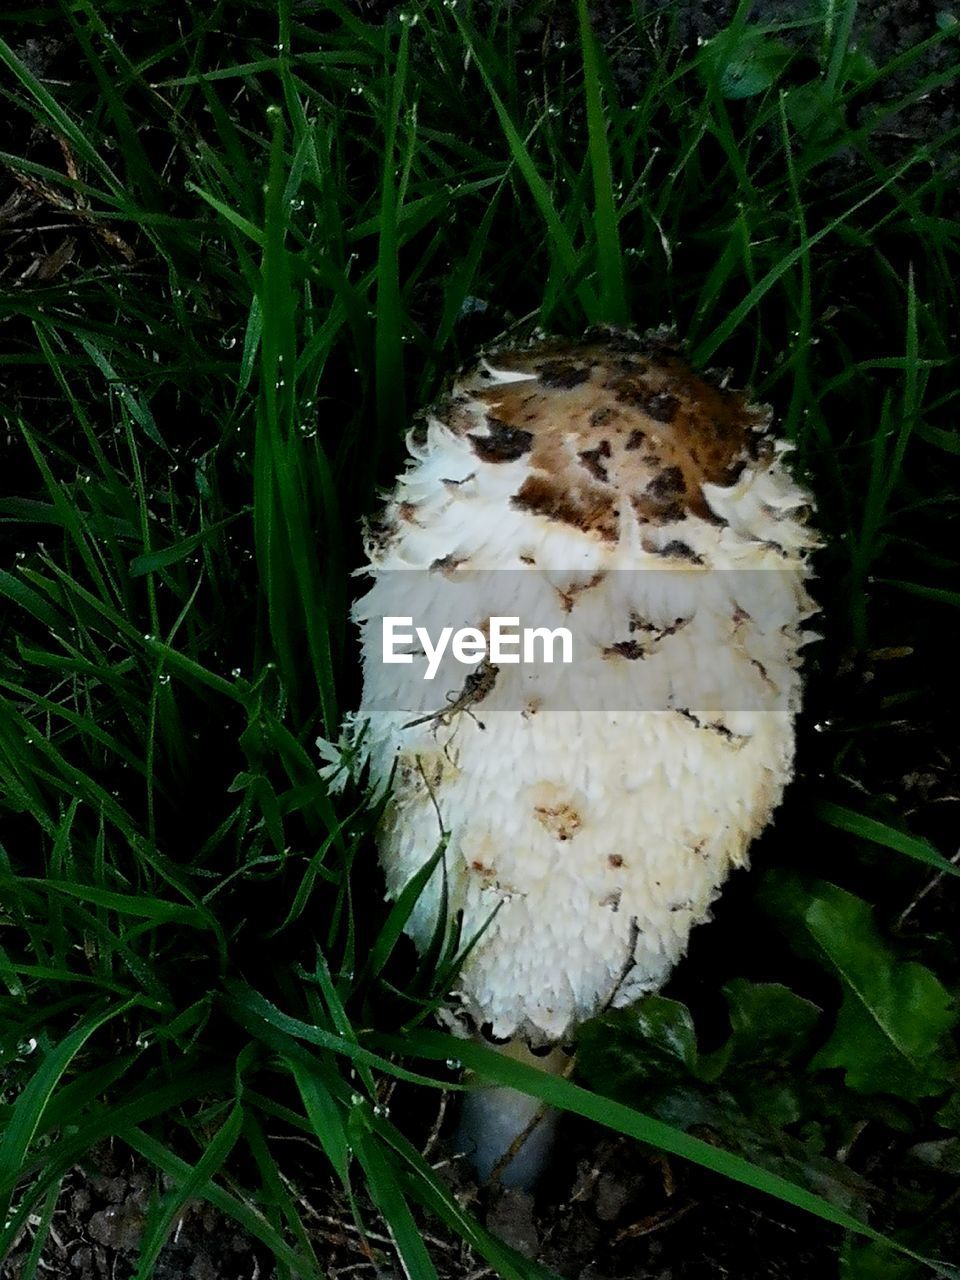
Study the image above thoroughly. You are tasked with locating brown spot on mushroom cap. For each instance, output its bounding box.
[557,571,606,613]
[647,465,685,497]
[609,378,679,425]
[631,492,684,525]
[450,333,769,539]
[537,359,591,389]
[533,799,582,841]
[603,639,647,660]
[659,539,704,564]
[469,417,533,463]
[578,440,612,483]
[430,553,467,575]
[513,474,619,541]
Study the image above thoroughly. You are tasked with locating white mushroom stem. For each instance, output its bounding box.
[454,1040,569,1188]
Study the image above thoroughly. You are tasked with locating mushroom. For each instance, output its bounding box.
[344,329,817,1186]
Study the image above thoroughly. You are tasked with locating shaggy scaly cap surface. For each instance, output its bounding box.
[351,331,817,1044]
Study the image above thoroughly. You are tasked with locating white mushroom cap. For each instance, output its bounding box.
[350,331,817,1045]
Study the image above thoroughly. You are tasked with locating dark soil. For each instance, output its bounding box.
[0,1145,268,1280]
[1,1117,843,1279]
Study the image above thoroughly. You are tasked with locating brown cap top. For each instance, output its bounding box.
[444,332,771,541]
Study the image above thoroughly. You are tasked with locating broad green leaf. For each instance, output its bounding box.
[577,996,701,1095]
[722,979,821,1067]
[763,875,957,1099]
[699,27,794,99]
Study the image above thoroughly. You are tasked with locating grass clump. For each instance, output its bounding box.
[0,2,959,1277]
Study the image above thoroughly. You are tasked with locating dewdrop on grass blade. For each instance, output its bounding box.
[338,328,818,1188]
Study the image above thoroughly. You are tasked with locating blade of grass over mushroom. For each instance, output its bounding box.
[373,1029,960,1276]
